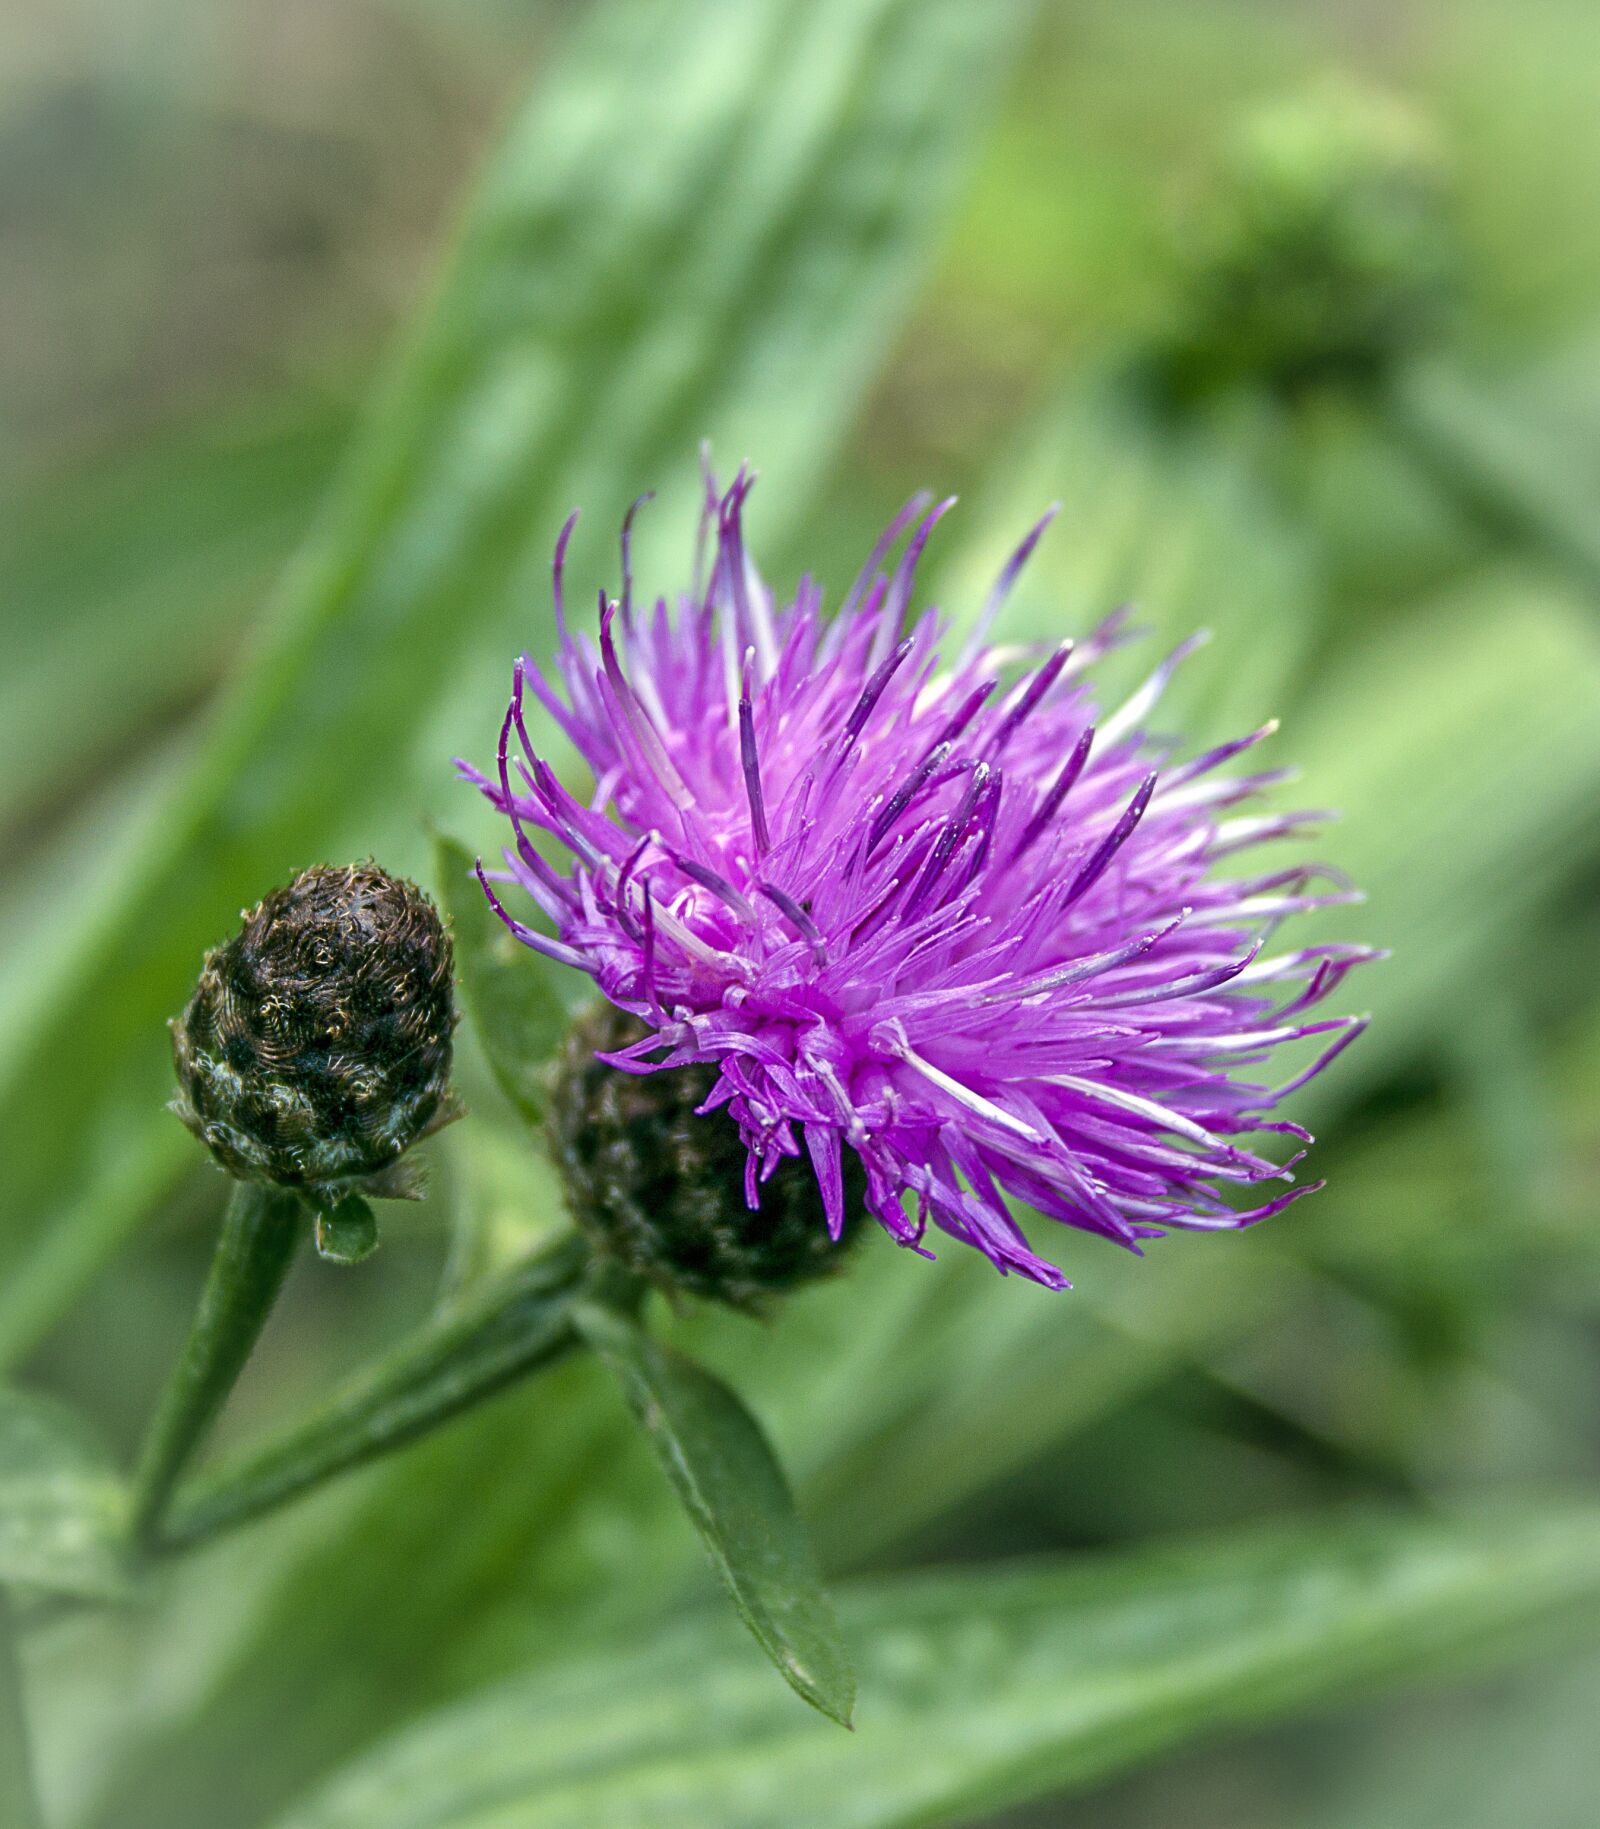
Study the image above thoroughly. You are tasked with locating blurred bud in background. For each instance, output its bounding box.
[1157,79,1460,399]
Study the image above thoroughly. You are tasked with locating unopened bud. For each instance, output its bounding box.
[549,1002,865,1309]
[170,864,460,1211]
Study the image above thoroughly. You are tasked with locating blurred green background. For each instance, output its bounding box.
[3,1,1600,1824]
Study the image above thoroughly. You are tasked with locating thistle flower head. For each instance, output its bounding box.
[464,470,1371,1291]
[171,863,460,1206]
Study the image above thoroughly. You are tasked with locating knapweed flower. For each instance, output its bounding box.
[463,471,1370,1291]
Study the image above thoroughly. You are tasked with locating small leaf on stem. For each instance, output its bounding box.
[314,1198,380,1266]
[573,1297,855,1728]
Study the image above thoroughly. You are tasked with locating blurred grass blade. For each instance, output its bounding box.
[0,396,351,846]
[0,1390,127,1602]
[1300,1649,1600,1829]
[270,1502,1600,1829]
[933,371,1324,744]
[0,1592,43,1829]
[573,1299,854,1728]
[0,0,1028,1369]
[433,834,575,1130]
[1291,568,1600,1101]
[1384,357,1600,603]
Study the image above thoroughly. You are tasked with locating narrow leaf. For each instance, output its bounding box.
[0,395,350,842]
[273,1503,1600,1829]
[573,1298,855,1728]
[1385,356,1600,604]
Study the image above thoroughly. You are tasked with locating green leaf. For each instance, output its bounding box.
[0,395,351,843]
[0,0,1028,1371]
[1291,567,1600,1106]
[1385,357,1600,604]
[433,833,574,1129]
[0,1389,127,1601]
[0,1591,44,1829]
[933,369,1324,745]
[270,1502,1600,1829]
[1298,1647,1600,1829]
[573,1298,854,1729]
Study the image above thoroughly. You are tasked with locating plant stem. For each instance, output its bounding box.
[156,1231,592,1553]
[1382,359,1600,600]
[131,1181,304,1550]
[0,1591,43,1829]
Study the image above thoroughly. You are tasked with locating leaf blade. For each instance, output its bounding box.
[573,1299,855,1728]
[272,1502,1600,1829]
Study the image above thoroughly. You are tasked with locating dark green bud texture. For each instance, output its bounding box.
[170,864,459,1203]
[550,1001,866,1309]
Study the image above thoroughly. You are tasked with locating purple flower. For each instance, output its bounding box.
[462,469,1372,1289]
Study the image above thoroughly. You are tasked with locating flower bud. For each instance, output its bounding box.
[1158,81,1458,397]
[170,864,460,1206]
[549,1002,865,1309]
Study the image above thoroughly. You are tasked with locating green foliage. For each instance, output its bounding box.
[271,1504,1600,1828]
[1384,358,1600,600]
[0,398,351,845]
[0,1592,44,1829]
[161,1235,589,1552]
[931,371,1323,740]
[0,1391,126,1602]
[574,1298,855,1727]
[313,1202,380,1268]
[433,834,574,1131]
[1302,1648,1600,1829]
[1159,80,1458,395]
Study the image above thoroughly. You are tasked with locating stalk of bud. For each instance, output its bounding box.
[135,863,460,1549]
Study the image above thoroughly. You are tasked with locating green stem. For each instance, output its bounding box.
[131,1181,304,1549]
[1382,359,1600,600]
[0,1591,43,1829]
[157,1231,592,1553]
